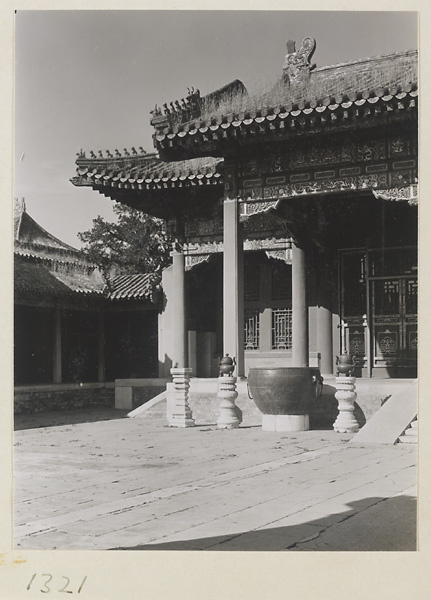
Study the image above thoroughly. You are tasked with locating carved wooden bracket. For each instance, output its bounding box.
[372,184,418,205]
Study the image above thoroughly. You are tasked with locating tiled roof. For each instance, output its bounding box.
[14,197,85,266]
[151,47,418,146]
[14,255,105,298]
[15,254,163,301]
[14,198,79,252]
[72,151,223,191]
[14,203,162,303]
[108,273,161,300]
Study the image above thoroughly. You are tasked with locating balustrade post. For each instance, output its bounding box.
[334,376,359,433]
[169,367,194,428]
[217,375,242,429]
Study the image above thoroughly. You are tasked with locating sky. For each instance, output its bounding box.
[14,10,418,248]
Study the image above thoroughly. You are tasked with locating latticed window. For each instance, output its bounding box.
[244,308,260,350]
[272,309,292,349]
[243,253,292,351]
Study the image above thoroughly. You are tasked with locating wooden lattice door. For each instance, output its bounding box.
[371,277,417,370]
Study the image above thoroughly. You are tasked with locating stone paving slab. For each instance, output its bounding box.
[14,409,417,551]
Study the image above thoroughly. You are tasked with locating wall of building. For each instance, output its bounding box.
[14,382,115,414]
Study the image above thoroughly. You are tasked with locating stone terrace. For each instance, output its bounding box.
[14,408,417,551]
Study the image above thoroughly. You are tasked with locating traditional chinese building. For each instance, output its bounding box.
[14,198,162,412]
[72,38,418,381]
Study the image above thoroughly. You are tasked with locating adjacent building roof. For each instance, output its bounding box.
[108,273,161,300]
[14,200,160,302]
[14,198,84,263]
[14,254,106,298]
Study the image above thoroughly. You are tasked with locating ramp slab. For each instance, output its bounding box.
[350,381,417,445]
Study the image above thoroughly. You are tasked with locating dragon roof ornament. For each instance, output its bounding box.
[283,37,317,87]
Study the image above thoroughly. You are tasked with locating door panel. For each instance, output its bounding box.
[340,248,417,377]
[371,277,417,369]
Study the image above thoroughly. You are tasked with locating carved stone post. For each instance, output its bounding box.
[169,367,194,428]
[217,376,241,429]
[333,376,359,433]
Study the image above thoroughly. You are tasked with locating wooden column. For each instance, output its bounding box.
[171,244,187,368]
[317,258,333,374]
[97,311,105,383]
[317,305,333,374]
[292,243,309,367]
[223,197,244,377]
[53,305,62,383]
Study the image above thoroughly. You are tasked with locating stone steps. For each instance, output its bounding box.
[398,417,418,444]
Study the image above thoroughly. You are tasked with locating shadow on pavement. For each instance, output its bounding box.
[14,407,129,430]
[113,495,417,552]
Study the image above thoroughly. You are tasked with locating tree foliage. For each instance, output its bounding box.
[78,204,172,280]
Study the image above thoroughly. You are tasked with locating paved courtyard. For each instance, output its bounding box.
[14,408,417,551]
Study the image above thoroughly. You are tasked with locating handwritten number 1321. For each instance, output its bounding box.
[27,574,87,594]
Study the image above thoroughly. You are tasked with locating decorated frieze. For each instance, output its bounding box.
[236,131,417,201]
[185,240,223,255]
[244,237,293,252]
[185,217,224,239]
[184,211,289,244]
[238,164,416,201]
[183,238,293,272]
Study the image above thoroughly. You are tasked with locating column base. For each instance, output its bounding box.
[262,414,309,432]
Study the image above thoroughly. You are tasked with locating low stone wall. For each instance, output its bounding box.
[14,383,115,414]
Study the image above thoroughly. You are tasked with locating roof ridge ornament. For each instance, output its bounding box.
[283,37,316,87]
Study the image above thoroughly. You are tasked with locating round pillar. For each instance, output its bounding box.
[171,246,186,368]
[317,305,333,374]
[292,243,309,367]
[223,197,244,377]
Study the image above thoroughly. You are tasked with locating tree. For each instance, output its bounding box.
[78,204,173,281]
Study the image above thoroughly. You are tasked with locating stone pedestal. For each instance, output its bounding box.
[334,376,359,433]
[169,367,194,428]
[217,376,241,429]
[262,414,309,432]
